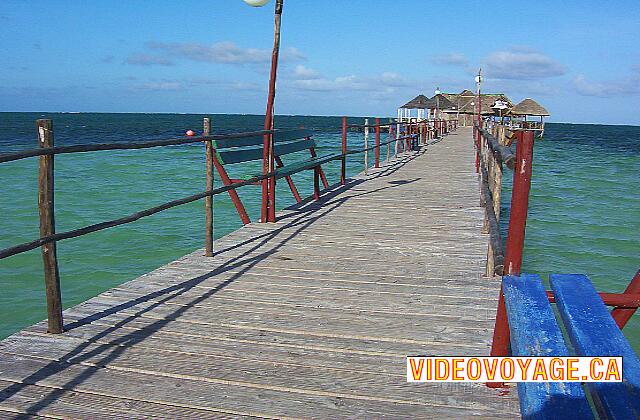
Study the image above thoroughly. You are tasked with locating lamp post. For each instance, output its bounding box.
[244,0,283,223]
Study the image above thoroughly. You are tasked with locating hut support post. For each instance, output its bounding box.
[489,130,535,379]
[37,119,64,334]
[204,117,214,257]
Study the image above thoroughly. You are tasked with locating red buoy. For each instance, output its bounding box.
[186,130,195,136]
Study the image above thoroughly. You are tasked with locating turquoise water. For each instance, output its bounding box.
[500,123,639,351]
[1,114,638,353]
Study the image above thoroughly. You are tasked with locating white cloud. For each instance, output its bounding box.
[141,41,305,65]
[290,71,414,93]
[430,53,469,67]
[292,65,321,80]
[378,72,413,87]
[135,82,183,91]
[484,48,565,80]
[292,75,367,92]
[125,53,174,66]
[573,74,640,97]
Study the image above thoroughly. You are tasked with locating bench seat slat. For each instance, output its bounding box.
[212,129,312,149]
[272,153,339,179]
[503,274,592,419]
[550,274,640,419]
[217,138,316,165]
[236,153,339,181]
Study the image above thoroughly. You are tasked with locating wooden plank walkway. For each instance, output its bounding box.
[0,127,520,418]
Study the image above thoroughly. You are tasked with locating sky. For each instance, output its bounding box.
[1,0,639,124]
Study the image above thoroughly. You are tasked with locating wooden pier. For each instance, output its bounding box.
[0,127,521,418]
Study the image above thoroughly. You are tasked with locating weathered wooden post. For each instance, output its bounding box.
[489,129,535,377]
[204,117,214,257]
[341,116,347,185]
[387,120,392,162]
[37,119,63,334]
[375,118,380,168]
[503,130,535,275]
[394,122,400,158]
[363,119,369,174]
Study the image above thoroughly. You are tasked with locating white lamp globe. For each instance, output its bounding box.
[243,0,270,6]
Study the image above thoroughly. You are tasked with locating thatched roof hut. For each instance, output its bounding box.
[428,94,455,110]
[445,94,512,115]
[400,94,431,109]
[510,98,550,116]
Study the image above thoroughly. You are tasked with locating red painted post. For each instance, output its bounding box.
[341,116,347,185]
[504,130,535,275]
[611,270,640,329]
[475,126,480,173]
[375,118,380,167]
[488,130,536,385]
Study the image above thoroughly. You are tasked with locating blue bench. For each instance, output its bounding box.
[503,274,640,419]
[212,129,336,224]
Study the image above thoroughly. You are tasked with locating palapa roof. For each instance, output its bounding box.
[400,94,455,110]
[441,89,475,106]
[428,94,455,110]
[509,98,550,116]
[400,94,431,109]
[454,93,514,115]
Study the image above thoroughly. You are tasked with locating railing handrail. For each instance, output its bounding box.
[0,131,415,260]
[0,128,296,164]
[2,114,455,334]
[478,127,516,170]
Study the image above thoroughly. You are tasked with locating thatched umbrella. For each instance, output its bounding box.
[510,98,550,116]
[509,98,550,136]
[401,94,431,109]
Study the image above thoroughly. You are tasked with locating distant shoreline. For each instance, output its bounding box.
[0,111,638,127]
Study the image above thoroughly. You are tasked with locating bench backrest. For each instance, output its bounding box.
[503,274,592,419]
[551,274,640,419]
[505,273,640,419]
[214,129,315,165]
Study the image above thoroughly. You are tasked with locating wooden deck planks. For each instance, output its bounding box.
[0,128,520,418]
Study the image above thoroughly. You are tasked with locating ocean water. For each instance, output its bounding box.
[0,113,638,353]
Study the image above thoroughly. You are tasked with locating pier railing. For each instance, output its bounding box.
[474,123,640,377]
[0,116,455,334]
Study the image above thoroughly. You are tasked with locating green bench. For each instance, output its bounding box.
[212,129,338,224]
[503,274,640,419]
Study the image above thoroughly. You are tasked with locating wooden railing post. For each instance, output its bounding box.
[37,119,63,334]
[386,120,392,162]
[394,123,400,158]
[204,117,214,257]
[363,119,369,174]
[341,117,347,184]
[503,130,535,275]
[489,129,535,379]
[474,124,480,173]
[375,118,380,168]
